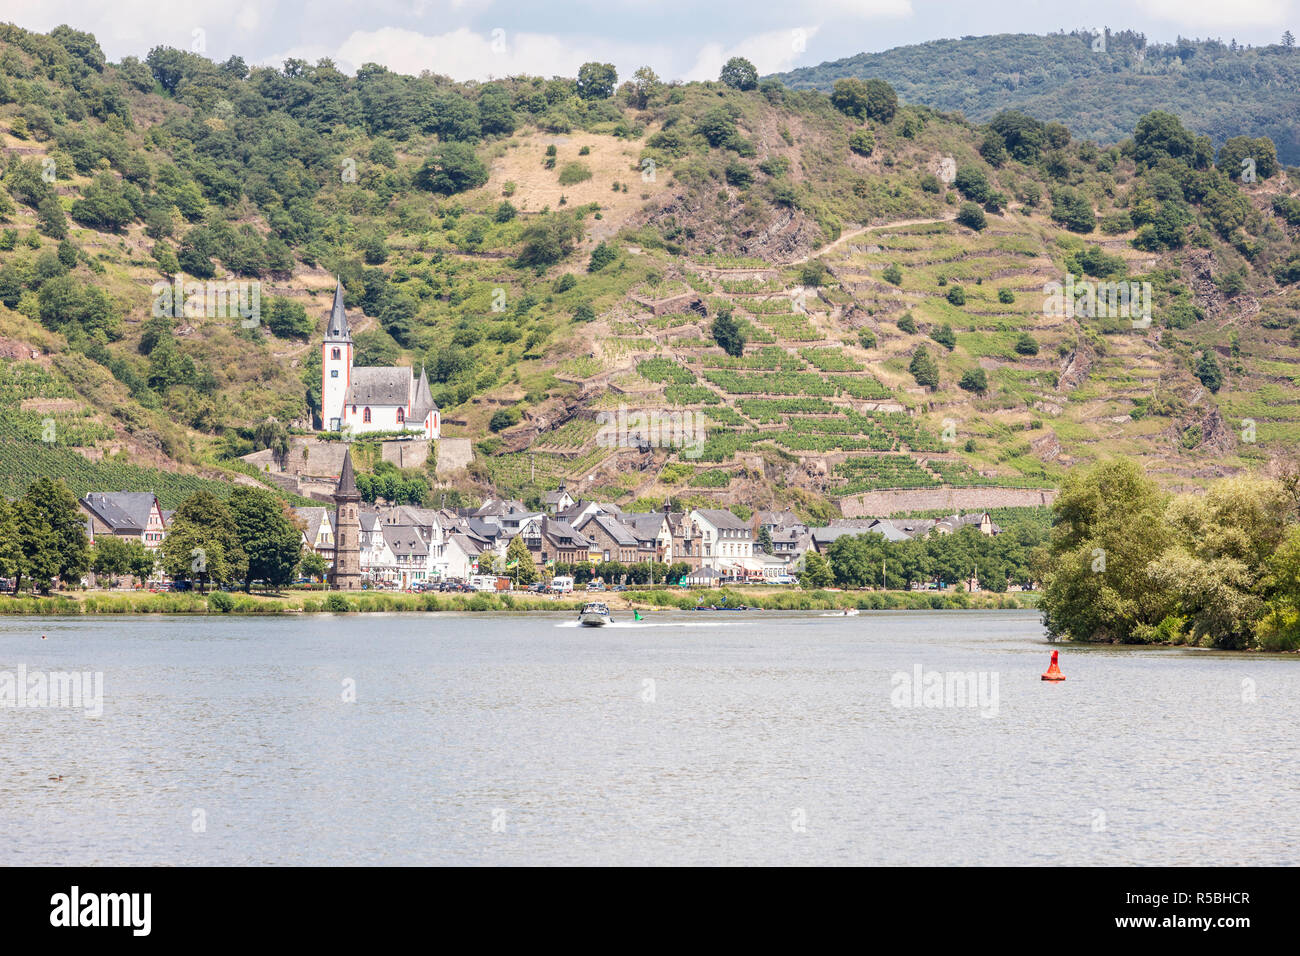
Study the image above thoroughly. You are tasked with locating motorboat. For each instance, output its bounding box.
[578,602,613,626]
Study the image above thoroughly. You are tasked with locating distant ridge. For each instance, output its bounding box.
[771,31,1300,163]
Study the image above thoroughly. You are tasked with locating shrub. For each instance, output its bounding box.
[558,162,593,185]
[882,263,903,285]
[587,241,616,272]
[849,130,875,157]
[946,285,966,306]
[207,591,234,613]
[897,313,917,334]
[959,368,988,392]
[1014,333,1039,355]
[930,323,956,349]
[998,288,1015,304]
[323,594,352,612]
[956,201,987,231]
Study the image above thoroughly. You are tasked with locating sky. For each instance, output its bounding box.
[2,0,1298,81]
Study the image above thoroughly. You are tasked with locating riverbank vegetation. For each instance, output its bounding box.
[1040,458,1300,650]
[0,586,1034,615]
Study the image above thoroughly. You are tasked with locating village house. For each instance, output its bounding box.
[517,516,592,566]
[691,509,754,568]
[543,484,576,515]
[665,511,704,570]
[618,512,673,562]
[79,492,168,550]
[577,513,640,564]
[292,506,335,561]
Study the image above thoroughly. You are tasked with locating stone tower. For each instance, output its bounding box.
[330,448,362,590]
[321,278,352,432]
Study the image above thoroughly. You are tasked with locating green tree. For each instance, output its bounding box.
[909,346,940,388]
[956,201,987,231]
[414,142,488,195]
[711,307,746,357]
[91,535,134,586]
[719,57,759,91]
[1040,459,1175,643]
[0,496,24,584]
[266,297,312,338]
[1147,477,1292,648]
[14,478,90,594]
[800,550,834,588]
[576,62,617,100]
[1195,350,1223,392]
[959,368,988,393]
[506,535,539,584]
[299,550,328,582]
[160,491,247,592]
[229,487,302,591]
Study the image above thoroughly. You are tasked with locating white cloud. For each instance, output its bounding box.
[265,26,673,80]
[1134,0,1293,27]
[683,26,825,82]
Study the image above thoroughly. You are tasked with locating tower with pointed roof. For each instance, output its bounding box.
[322,278,353,432]
[330,448,363,590]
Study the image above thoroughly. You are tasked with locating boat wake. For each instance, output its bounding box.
[554,619,748,628]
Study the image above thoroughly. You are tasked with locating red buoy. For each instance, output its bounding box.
[1041,650,1065,681]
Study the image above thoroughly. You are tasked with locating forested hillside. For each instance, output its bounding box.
[1,23,1299,518]
[773,31,1300,165]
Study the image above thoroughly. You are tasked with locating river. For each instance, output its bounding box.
[2,610,1295,865]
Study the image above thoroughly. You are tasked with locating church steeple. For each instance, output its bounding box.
[325,278,351,340]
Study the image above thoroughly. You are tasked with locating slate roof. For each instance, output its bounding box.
[409,366,437,421]
[293,506,332,544]
[80,492,159,534]
[619,512,669,543]
[541,517,589,549]
[381,524,429,557]
[344,366,412,407]
[326,278,351,339]
[335,449,358,498]
[579,513,636,547]
[694,509,751,533]
[447,533,487,557]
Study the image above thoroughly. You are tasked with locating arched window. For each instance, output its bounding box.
[396,408,405,423]
[331,348,341,360]
[363,407,371,423]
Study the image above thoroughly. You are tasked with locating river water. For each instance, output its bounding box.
[1,610,1295,865]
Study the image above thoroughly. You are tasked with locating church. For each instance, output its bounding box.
[320,279,440,439]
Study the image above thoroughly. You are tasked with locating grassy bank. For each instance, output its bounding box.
[0,588,1038,615]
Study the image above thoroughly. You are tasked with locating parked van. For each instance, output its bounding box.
[470,575,505,592]
[551,575,575,594]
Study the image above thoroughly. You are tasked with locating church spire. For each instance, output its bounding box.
[334,448,359,499]
[326,277,351,340]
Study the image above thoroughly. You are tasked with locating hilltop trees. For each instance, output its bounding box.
[720,57,759,91]
[576,62,617,100]
[830,77,897,123]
